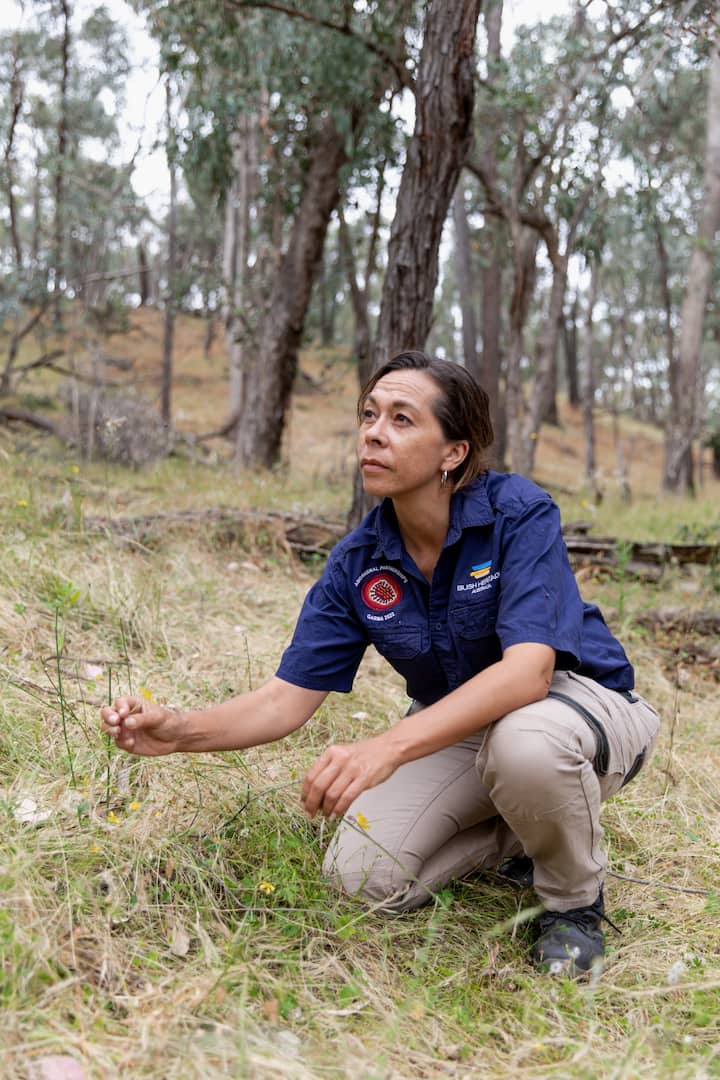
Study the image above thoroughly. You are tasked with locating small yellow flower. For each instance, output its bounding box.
[91,843,100,853]
[139,686,155,702]
[355,811,370,831]
[71,465,80,474]
[258,880,275,894]
[129,801,140,811]
[16,499,28,508]
[107,810,119,824]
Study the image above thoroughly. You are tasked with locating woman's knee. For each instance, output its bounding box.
[322,826,415,910]
[478,708,583,808]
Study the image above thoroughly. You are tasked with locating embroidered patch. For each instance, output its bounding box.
[470,561,492,579]
[361,572,403,611]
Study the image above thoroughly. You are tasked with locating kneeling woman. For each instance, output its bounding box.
[102,351,659,975]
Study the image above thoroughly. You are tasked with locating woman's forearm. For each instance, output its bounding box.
[381,643,555,767]
[175,678,328,752]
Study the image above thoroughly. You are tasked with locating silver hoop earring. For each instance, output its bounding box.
[440,470,448,488]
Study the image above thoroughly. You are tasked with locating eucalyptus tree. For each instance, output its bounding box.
[143,0,414,463]
[0,4,134,393]
[465,1,695,477]
[663,29,720,492]
[347,0,483,525]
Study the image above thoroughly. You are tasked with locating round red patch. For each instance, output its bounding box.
[361,573,403,611]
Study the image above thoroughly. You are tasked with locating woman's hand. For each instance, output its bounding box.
[301,735,399,819]
[101,696,184,756]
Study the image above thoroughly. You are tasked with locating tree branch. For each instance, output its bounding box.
[222,0,415,92]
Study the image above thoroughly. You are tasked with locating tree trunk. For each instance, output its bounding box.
[137,242,150,306]
[479,0,505,466]
[348,0,482,525]
[504,226,538,476]
[235,115,348,467]
[526,256,568,451]
[582,261,602,503]
[4,35,24,273]
[53,0,71,324]
[663,35,720,493]
[161,81,178,426]
[564,295,580,408]
[338,208,372,388]
[223,116,256,438]
[452,184,479,377]
[369,0,481,366]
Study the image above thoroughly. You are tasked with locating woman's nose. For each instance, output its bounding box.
[365,417,386,443]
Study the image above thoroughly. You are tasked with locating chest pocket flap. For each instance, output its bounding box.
[371,626,424,661]
[451,602,497,639]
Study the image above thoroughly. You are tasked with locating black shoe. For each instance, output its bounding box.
[496,854,534,889]
[532,890,606,976]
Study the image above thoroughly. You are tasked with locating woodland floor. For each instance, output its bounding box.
[1,308,720,1079]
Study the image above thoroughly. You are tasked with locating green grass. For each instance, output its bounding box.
[1,424,720,1078]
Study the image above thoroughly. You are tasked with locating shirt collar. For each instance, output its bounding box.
[371,475,496,559]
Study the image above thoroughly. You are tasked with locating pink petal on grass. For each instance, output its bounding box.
[29,1056,88,1080]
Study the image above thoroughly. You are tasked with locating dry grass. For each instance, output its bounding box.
[1,310,720,1078]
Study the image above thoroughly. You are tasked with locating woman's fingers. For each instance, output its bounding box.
[302,751,345,818]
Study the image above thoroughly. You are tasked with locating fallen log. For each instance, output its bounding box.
[81,507,719,569]
[563,535,718,568]
[83,507,347,557]
[633,607,720,636]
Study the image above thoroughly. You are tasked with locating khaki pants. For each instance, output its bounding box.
[323,671,660,913]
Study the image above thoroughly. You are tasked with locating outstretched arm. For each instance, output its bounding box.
[101,677,327,757]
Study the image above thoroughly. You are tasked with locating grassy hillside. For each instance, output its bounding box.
[1,310,719,1078]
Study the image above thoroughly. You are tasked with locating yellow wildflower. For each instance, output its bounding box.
[107,810,119,824]
[71,465,80,474]
[258,880,275,894]
[16,499,28,508]
[91,843,100,853]
[139,686,155,702]
[129,801,140,811]
[355,811,370,831]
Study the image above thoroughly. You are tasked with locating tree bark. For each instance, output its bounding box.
[222,115,256,438]
[479,0,505,466]
[53,0,71,323]
[582,260,602,502]
[161,80,178,427]
[369,0,481,367]
[338,208,372,388]
[452,184,479,376]
[235,114,349,467]
[504,226,538,476]
[564,295,580,408]
[137,242,150,307]
[663,34,720,493]
[4,35,24,273]
[348,0,482,525]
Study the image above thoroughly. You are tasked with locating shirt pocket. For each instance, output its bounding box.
[451,602,498,640]
[371,625,425,661]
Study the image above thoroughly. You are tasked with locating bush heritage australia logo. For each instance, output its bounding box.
[361,572,403,611]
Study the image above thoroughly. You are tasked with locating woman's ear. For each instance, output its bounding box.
[444,441,469,472]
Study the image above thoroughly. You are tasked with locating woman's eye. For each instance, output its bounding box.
[362,408,376,421]
[395,413,411,425]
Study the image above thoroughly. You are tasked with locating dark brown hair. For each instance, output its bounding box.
[358,351,494,489]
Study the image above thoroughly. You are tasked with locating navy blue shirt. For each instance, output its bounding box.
[276,472,634,702]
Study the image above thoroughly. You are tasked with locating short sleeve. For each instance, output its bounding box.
[275,555,369,692]
[495,497,583,668]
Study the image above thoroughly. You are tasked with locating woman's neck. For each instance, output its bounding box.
[392,492,452,580]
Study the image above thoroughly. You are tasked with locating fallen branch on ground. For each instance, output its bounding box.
[83,507,347,557]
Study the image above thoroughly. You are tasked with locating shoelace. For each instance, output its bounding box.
[539,904,622,936]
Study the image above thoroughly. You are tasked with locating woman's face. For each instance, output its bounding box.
[357,369,467,500]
